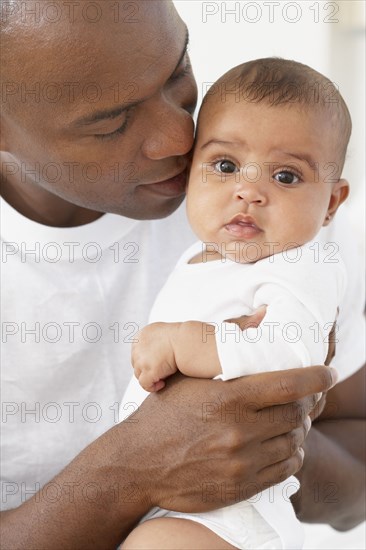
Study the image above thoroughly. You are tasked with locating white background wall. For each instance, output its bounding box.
[173,1,365,548]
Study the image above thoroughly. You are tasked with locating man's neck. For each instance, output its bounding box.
[0,173,103,228]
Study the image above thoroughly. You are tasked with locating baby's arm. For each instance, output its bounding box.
[132,321,222,392]
[133,247,345,392]
[132,309,266,392]
[215,284,329,380]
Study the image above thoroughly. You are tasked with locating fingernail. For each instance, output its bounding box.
[305,416,312,431]
[330,367,339,386]
[299,447,305,458]
[316,392,322,402]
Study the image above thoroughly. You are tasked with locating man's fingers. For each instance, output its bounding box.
[269,395,319,427]
[325,321,337,365]
[259,420,310,467]
[309,392,327,421]
[257,448,305,488]
[225,305,267,330]
[247,399,314,439]
[235,365,339,409]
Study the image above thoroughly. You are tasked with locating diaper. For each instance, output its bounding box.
[141,501,284,550]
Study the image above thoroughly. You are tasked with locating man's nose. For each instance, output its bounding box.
[141,99,195,160]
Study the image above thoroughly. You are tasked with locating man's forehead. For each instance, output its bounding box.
[2,1,180,70]
[1,0,186,115]
[1,0,174,28]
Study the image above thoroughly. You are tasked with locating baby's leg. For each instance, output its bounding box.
[121,517,238,549]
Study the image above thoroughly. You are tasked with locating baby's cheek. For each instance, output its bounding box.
[186,175,205,209]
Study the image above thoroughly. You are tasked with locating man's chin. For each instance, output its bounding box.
[107,193,186,221]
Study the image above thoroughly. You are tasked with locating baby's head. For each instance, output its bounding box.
[187,58,351,263]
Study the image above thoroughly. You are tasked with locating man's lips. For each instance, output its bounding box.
[224,214,263,238]
[142,170,187,197]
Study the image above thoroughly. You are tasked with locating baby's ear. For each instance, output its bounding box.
[323,179,350,226]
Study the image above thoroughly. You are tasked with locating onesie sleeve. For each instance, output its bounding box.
[215,243,347,380]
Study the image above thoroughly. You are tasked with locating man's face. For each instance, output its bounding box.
[1,1,197,220]
[187,93,347,263]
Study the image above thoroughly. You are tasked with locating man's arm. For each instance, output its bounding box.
[291,364,366,530]
[0,366,335,549]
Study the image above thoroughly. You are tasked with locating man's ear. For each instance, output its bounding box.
[323,179,350,226]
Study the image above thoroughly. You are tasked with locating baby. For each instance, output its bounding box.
[121,58,351,550]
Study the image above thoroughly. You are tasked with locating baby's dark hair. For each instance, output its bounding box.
[203,57,352,175]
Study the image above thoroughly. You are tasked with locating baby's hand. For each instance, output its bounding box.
[131,322,179,392]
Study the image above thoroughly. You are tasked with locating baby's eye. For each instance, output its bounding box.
[273,171,300,185]
[214,160,238,174]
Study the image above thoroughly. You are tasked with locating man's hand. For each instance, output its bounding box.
[132,323,179,392]
[308,319,337,422]
[133,366,338,512]
[225,304,267,330]
[0,365,337,548]
[291,364,366,530]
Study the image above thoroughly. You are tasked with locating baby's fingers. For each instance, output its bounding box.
[137,371,163,393]
[151,380,166,392]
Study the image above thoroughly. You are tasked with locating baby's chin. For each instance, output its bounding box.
[203,240,311,264]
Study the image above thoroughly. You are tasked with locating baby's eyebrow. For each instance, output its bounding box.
[280,151,318,170]
[200,141,318,168]
[200,139,243,150]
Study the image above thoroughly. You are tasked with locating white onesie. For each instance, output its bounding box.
[121,237,346,549]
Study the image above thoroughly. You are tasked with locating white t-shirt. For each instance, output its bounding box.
[0,197,195,511]
[1,198,364,512]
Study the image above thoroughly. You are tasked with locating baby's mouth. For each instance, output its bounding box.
[224,214,263,237]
